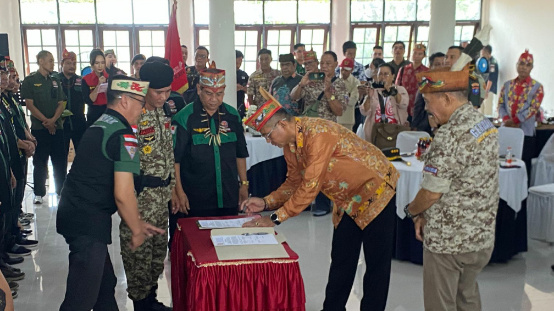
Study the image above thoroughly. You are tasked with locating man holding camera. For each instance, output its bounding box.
[290,51,348,122]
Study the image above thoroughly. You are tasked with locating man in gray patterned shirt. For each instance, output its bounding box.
[405,65,499,311]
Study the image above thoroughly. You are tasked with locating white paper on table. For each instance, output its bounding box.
[197,217,255,229]
[211,233,279,246]
[97,83,108,93]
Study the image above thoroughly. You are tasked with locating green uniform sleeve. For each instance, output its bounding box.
[114,134,140,174]
[20,76,33,100]
[57,78,66,102]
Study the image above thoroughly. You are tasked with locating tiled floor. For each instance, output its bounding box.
[11,171,554,310]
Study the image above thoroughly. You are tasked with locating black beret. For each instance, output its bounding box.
[140,61,174,89]
[145,56,170,66]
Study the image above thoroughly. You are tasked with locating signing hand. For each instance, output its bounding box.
[414,216,427,242]
[242,215,275,228]
[130,221,165,251]
[240,197,265,214]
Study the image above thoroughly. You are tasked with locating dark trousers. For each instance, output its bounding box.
[323,196,396,311]
[353,106,365,133]
[522,136,538,186]
[32,129,67,196]
[60,236,118,311]
[314,192,332,213]
[64,128,85,155]
[168,203,238,249]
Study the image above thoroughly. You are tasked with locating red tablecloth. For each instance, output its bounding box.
[171,216,306,311]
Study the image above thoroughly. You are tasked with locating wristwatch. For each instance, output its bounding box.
[270,212,281,225]
[240,180,249,186]
[403,204,418,219]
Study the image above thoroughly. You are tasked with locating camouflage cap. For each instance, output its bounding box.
[304,50,318,62]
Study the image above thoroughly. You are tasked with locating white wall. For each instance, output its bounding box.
[487,0,553,113]
[0,0,24,76]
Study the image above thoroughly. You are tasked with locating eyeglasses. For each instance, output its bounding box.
[119,94,146,107]
[262,118,286,141]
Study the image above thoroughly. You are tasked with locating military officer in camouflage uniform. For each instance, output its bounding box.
[404,64,499,310]
[119,60,175,311]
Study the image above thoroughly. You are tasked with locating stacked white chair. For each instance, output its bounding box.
[527,183,554,243]
[531,133,554,186]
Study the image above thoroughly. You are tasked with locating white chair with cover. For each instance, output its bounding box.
[531,133,554,186]
[396,131,430,154]
[498,127,524,159]
[527,183,554,244]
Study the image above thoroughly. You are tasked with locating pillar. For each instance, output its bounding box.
[428,0,456,55]
[176,0,195,66]
[209,0,237,108]
[330,0,350,59]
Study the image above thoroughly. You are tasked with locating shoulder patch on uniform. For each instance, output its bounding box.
[469,119,497,143]
[423,165,438,176]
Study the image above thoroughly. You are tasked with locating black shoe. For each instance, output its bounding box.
[312,210,330,217]
[11,290,17,299]
[8,246,31,256]
[1,268,25,282]
[21,229,32,234]
[149,285,172,311]
[4,256,24,265]
[17,237,38,247]
[8,281,19,291]
[19,219,31,226]
[551,264,554,272]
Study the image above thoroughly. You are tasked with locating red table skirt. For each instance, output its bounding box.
[171,217,306,311]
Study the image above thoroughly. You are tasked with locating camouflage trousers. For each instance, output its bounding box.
[120,186,170,301]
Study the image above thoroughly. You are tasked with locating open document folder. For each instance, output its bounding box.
[210,227,290,260]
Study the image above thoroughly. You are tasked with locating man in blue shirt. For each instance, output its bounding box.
[335,41,367,82]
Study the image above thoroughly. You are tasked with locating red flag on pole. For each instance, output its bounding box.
[165,0,188,94]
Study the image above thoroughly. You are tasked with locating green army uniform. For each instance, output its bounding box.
[57,109,140,310]
[20,71,67,196]
[20,71,65,130]
[296,62,306,76]
[119,106,175,301]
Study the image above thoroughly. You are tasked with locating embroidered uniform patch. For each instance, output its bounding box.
[469,119,497,143]
[139,127,155,136]
[423,165,438,176]
[170,125,176,135]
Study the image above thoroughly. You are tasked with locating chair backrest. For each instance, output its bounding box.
[498,126,524,159]
[396,131,431,153]
[539,133,554,162]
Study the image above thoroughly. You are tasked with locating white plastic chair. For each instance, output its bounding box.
[532,133,554,186]
[498,127,524,159]
[396,131,430,154]
[527,183,554,243]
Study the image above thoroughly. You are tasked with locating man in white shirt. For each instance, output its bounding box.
[337,58,359,131]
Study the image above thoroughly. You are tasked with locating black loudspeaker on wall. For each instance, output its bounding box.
[0,34,9,56]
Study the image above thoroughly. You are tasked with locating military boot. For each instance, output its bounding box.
[132,297,151,311]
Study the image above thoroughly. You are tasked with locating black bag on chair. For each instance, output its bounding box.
[370,93,409,149]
